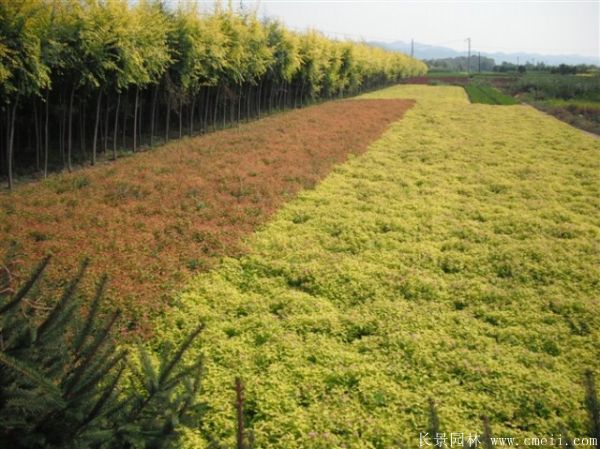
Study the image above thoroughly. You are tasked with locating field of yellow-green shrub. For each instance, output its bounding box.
[153,85,600,448]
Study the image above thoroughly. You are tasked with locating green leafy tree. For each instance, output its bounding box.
[77,0,121,165]
[166,4,226,139]
[1,1,426,186]
[39,0,84,172]
[127,0,171,152]
[0,0,49,188]
[264,20,300,111]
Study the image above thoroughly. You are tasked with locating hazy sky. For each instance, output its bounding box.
[219,1,599,59]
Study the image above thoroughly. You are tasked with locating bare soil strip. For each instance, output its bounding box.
[0,99,414,336]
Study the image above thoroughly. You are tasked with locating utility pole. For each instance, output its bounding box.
[466,37,471,74]
[411,38,414,58]
[478,52,481,73]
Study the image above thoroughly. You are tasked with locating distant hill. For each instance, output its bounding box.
[370,41,599,66]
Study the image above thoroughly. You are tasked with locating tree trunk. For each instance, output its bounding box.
[237,84,242,125]
[67,85,75,172]
[178,97,183,139]
[2,109,7,178]
[222,90,227,129]
[165,91,171,142]
[189,95,196,136]
[257,79,263,119]
[7,97,19,189]
[59,96,65,169]
[197,89,204,132]
[269,81,275,113]
[133,86,139,152]
[138,89,143,148]
[91,90,102,166]
[246,83,252,121]
[150,84,158,147]
[213,85,220,130]
[80,98,86,159]
[113,92,120,160]
[44,91,49,178]
[203,87,211,132]
[33,101,40,172]
[293,82,299,109]
[103,96,110,153]
[122,95,127,150]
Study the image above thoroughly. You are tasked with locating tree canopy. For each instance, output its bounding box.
[0,0,427,188]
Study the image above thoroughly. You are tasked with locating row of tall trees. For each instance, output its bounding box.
[0,0,427,188]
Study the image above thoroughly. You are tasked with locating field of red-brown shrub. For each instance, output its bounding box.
[0,98,414,336]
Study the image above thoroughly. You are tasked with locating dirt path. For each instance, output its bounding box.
[0,98,414,336]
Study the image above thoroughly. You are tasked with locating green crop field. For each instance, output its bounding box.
[465,84,519,105]
[151,86,600,447]
[507,74,600,102]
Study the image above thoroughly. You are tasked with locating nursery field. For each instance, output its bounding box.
[0,99,413,336]
[155,86,600,447]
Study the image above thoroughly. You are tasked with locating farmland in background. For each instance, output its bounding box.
[504,73,600,135]
[402,70,600,134]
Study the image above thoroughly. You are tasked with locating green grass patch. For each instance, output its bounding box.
[465,84,518,105]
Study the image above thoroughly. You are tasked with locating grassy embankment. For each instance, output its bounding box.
[155,85,600,447]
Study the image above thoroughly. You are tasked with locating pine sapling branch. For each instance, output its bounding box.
[64,310,121,398]
[0,256,50,315]
[80,361,127,431]
[37,258,89,340]
[69,349,127,402]
[158,323,204,386]
[73,274,108,356]
[0,352,64,405]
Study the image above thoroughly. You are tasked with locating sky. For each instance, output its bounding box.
[213,0,600,59]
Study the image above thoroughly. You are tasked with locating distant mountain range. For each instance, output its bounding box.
[370,41,599,66]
